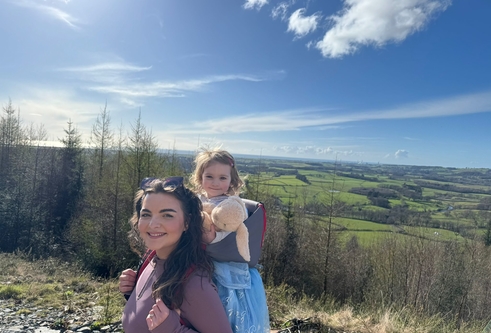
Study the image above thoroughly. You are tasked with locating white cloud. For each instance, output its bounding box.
[59,60,279,104]
[87,74,267,99]
[316,0,451,58]
[287,8,322,39]
[40,5,79,28]
[164,89,491,135]
[243,0,268,10]
[119,97,144,108]
[58,61,151,84]
[13,0,80,29]
[273,145,296,153]
[325,147,334,154]
[297,146,317,154]
[60,63,151,73]
[271,1,295,21]
[395,149,409,158]
[272,145,355,156]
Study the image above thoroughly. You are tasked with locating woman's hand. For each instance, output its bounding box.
[146,299,170,330]
[119,269,137,294]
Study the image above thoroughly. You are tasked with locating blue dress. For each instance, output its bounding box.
[213,261,270,333]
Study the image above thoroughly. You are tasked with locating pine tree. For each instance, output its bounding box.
[50,120,84,253]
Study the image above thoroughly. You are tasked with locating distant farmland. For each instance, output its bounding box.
[238,158,491,244]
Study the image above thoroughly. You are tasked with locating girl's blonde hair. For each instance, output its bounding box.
[191,148,243,195]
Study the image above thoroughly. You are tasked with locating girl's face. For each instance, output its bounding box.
[138,193,187,259]
[201,162,232,198]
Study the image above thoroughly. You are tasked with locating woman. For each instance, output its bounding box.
[120,177,233,333]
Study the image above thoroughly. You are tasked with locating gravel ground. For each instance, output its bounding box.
[0,299,328,333]
[0,300,123,333]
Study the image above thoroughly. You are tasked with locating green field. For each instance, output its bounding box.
[332,217,395,231]
[242,158,491,245]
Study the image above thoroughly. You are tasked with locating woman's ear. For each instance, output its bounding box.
[184,215,190,231]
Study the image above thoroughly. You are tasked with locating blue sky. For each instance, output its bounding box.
[1,0,490,168]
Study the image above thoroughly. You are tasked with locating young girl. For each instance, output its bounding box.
[191,148,270,333]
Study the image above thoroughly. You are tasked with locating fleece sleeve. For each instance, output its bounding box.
[152,273,232,333]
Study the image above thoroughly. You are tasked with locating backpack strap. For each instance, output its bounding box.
[178,264,196,326]
[127,249,195,328]
[136,249,156,281]
[257,202,267,247]
[124,249,157,301]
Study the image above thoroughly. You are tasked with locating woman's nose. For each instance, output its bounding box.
[149,217,160,227]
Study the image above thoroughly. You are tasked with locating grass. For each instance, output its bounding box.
[0,285,24,299]
[332,217,395,231]
[2,251,488,332]
[0,252,124,325]
[339,230,409,246]
[267,283,486,333]
[402,226,466,241]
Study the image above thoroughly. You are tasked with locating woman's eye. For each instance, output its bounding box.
[163,213,174,218]
[140,213,150,218]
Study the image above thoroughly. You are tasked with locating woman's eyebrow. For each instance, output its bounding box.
[141,208,177,213]
[159,209,177,213]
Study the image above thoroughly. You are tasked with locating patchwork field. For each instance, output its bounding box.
[240,158,491,244]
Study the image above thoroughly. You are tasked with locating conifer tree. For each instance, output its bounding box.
[49,120,84,253]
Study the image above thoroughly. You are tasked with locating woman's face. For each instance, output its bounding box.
[201,162,232,198]
[138,193,187,259]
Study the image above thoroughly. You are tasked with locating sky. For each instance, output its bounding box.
[0,0,490,168]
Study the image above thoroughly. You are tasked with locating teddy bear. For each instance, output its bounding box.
[202,196,250,262]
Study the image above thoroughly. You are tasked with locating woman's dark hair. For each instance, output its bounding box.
[128,178,214,309]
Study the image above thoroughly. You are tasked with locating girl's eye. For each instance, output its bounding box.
[141,213,150,218]
[163,213,174,218]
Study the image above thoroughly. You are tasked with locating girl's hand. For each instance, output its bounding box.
[202,223,217,244]
[146,299,170,330]
[119,269,137,294]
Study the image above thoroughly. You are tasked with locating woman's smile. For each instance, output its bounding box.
[148,232,166,238]
[138,193,187,259]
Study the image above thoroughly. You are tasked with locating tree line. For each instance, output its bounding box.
[0,100,183,276]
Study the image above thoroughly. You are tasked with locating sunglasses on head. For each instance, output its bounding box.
[140,176,184,190]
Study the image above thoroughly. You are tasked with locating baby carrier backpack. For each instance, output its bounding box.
[205,198,267,267]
